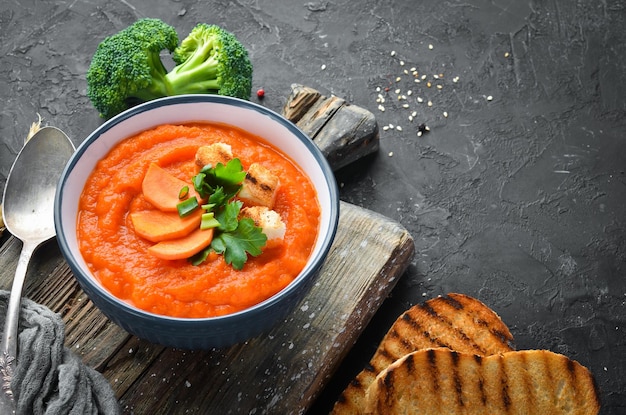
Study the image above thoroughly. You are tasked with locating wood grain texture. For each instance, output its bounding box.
[0,201,414,414]
[282,84,380,171]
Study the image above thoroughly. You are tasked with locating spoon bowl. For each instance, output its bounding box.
[0,126,74,411]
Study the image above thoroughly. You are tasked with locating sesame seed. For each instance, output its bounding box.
[421,74,427,80]
[453,76,459,83]
[436,84,443,90]
[383,125,390,131]
[394,88,401,94]
[408,115,414,121]
[321,64,326,70]
[504,52,510,58]
[417,131,422,137]
[411,111,417,117]
[388,151,394,157]
[427,100,433,107]
[391,50,396,56]
[433,74,439,79]
[396,126,403,131]
[427,82,432,88]
[400,60,405,66]
[378,104,385,111]
[487,95,493,101]
[376,86,381,92]
[389,124,394,129]
[417,97,423,103]
[403,69,409,75]
[443,111,448,117]
[428,44,433,50]
[407,90,412,96]
[414,78,421,83]
[402,103,409,108]
[395,76,402,82]
[410,67,416,72]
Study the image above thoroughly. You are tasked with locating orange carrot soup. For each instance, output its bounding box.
[77,123,321,318]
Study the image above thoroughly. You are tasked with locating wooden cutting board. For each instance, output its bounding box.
[0,201,414,414]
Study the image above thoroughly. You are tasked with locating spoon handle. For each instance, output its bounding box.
[0,241,35,412]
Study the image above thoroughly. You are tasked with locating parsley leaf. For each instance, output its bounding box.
[214,199,241,232]
[211,217,267,270]
[190,199,267,269]
[193,158,246,202]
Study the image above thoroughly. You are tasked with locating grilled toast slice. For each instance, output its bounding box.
[364,348,601,415]
[331,293,515,414]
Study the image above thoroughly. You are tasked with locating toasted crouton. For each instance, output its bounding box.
[241,206,285,248]
[195,143,233,167]
[238,163,280,208]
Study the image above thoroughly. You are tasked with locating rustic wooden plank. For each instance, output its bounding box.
[282,84,321,123]
[282,84,380,171]
[107,201,414,414]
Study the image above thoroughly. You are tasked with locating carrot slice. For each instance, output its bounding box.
[142,163,202,212]
[148,228,214,260]
[130,209,202,242]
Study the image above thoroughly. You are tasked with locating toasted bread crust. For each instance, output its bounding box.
[331,294,515,415]
[364,348,601,415]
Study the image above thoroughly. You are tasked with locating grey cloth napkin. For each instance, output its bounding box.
[0,291,121,415]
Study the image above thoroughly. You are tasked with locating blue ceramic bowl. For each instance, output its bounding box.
[54,95,339,349]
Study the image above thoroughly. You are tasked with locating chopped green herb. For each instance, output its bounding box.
[200,212,220,230]
[176,196,199,217]
[178,185,189,199]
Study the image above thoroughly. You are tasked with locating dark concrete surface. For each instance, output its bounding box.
[1,0,624,413]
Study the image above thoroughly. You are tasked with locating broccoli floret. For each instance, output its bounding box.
[170,23,253,100]
[86,20,253,119]
[86,18,179,119]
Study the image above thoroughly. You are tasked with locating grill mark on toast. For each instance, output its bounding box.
[426,349,440,395]
[445,294,516,351]
[450,350,464,407]
[519,351,535,411]
[398,311,455,349]
[566,355,583,409]
[473,354,487,405]
[441,293,464,309]
[422,301,488,355]
[500,355,512,411]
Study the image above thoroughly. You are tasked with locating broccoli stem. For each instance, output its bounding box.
[165,39,222,94]
[132,52,175,100]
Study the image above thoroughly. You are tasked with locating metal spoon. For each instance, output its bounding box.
[0,126,74,412]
